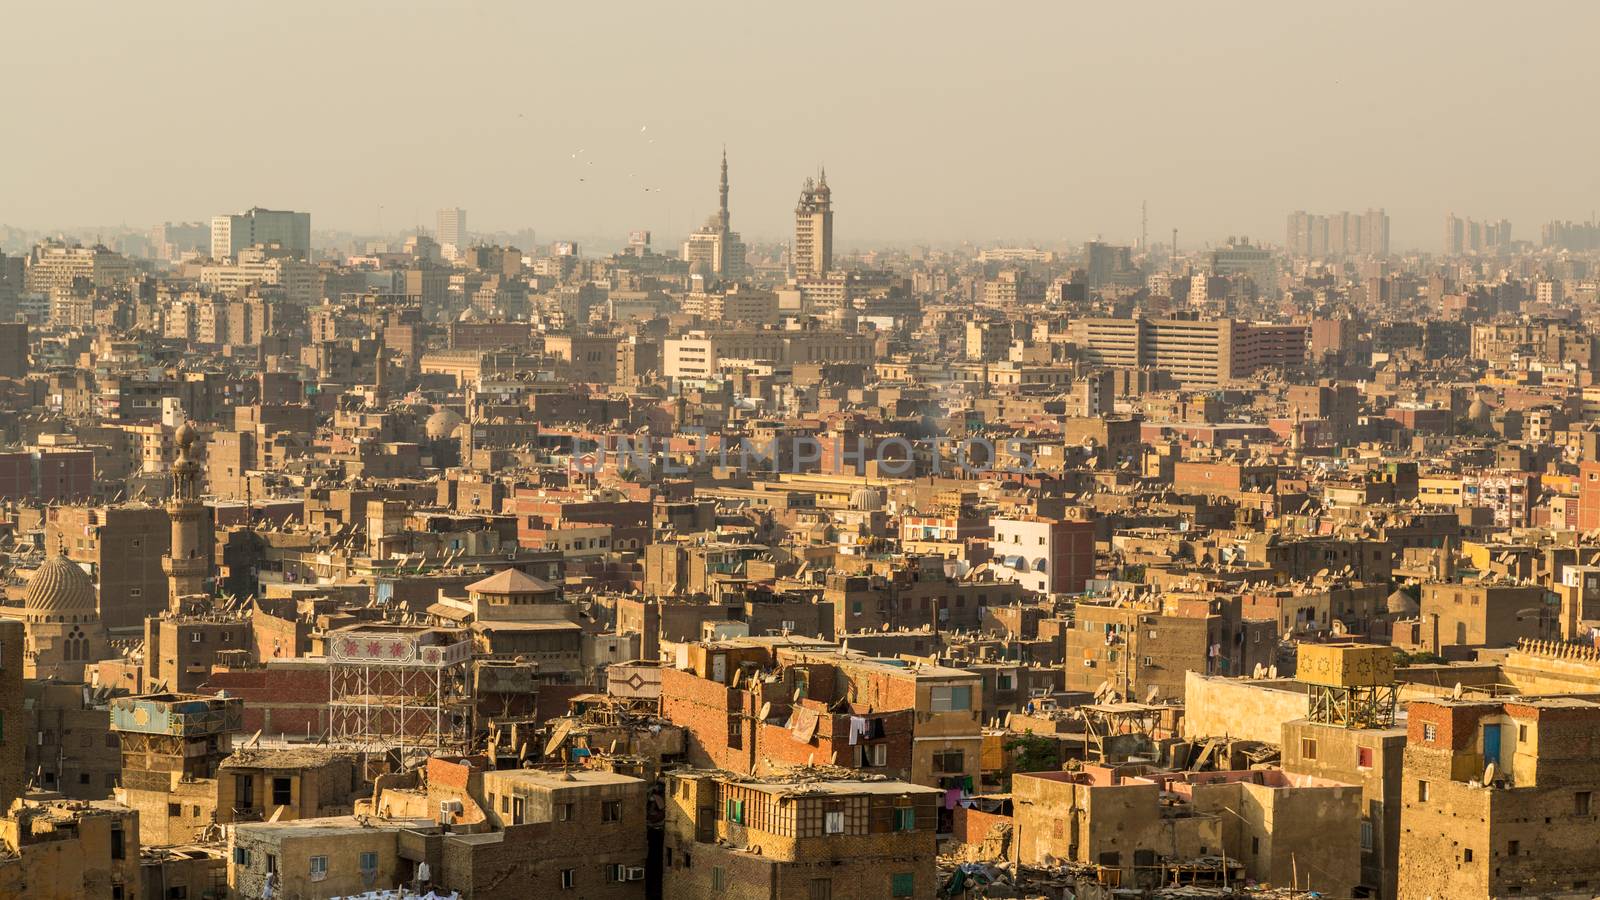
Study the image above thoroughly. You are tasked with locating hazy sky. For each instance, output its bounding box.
[4,1,1598,251]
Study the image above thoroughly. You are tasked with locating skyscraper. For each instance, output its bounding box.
[210,207,311,260]
[681,149,746,279]
[794,168,834,280]
[1285,209,1388,258]
[437,207,468,250]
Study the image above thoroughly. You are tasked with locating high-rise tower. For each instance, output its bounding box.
[793,167,834,280]
[437,207,468,250]
[164,422,208,609]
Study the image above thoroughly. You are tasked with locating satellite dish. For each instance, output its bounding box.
[758,702,772,722]
[1452,682,1464,700]
[1252,663,1266,679]
[1483,762,1497,784]
[1145,685,1159,703]
[1267,666,1278,679]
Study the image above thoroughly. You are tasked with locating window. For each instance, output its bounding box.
[809,878,833,900]
[1301,738,1317,760]
[712,866,726,892]
[1519,724,1528,740]
[602,799,622,822]
[929,685,972,712]
[265,854,276,875]
[892,873,915,897]
[359,851,377,872]
[272,777,292,806]
[166,889,188,900]
[309,856,328,880]
[1577,792,1592,816]
[1423,724,1437,742]
[233,847,250,866]
[556,802,574,822]
[1251,836,1260,855]
[111,826,124,860]
[824,810,845,834]
[1417,780,1430,802]
[894,807,916,832]
[1508,840,1519,856]
[1463,848,1473,862]
[560,868,576,890]
[934,750,965,774]
[513,797,525,824]
[725,798,745,824]
[169,803,182,818]
[1357,747,1374,769]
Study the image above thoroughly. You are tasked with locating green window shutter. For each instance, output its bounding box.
[892,872,914,897]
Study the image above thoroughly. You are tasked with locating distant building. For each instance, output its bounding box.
[681,150,746,279]
[209,207,311,260]
[793,168,834,279]
[437,206,468,251]
[1286,208,1389,257]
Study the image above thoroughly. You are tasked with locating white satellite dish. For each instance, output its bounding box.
[1483,762,1497,785]
[1452,682,1464,700]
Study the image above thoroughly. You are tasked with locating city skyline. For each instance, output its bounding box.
[4,2,1599,249]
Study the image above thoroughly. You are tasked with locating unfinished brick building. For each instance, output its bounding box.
[660,637,984,796]
[1398,696,1600,899]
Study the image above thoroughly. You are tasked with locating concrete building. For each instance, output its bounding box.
[793,169,834,280]
[437,207,468,251]
[209,207,311,260]
[24,242,138,295]
[1064,596,1276,702]
[45,504,171,632]
[1070,316,1307,387]
[988,516,1096,595]
[663,770,940,900]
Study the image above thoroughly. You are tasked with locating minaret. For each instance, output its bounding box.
[164,422,208,609]
[717,147,731,234]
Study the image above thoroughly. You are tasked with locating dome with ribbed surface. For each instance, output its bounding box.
[848,487,886,512]
[25,554,97,616]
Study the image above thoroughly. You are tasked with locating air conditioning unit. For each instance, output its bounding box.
[1083,659,1095,668]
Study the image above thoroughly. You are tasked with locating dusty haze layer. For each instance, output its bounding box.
[2,0,1596,249]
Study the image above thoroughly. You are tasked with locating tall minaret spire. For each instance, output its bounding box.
[718,146,730,231]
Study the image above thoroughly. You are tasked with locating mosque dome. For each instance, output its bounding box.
[425,408,465,441]
[25,554,97,617]
[174,421,198,451]
[848,487,886,512]
[1386,588,1420,616]
[1467,397,1493,422]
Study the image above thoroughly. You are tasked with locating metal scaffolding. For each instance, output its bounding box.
[327,627,473,760]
